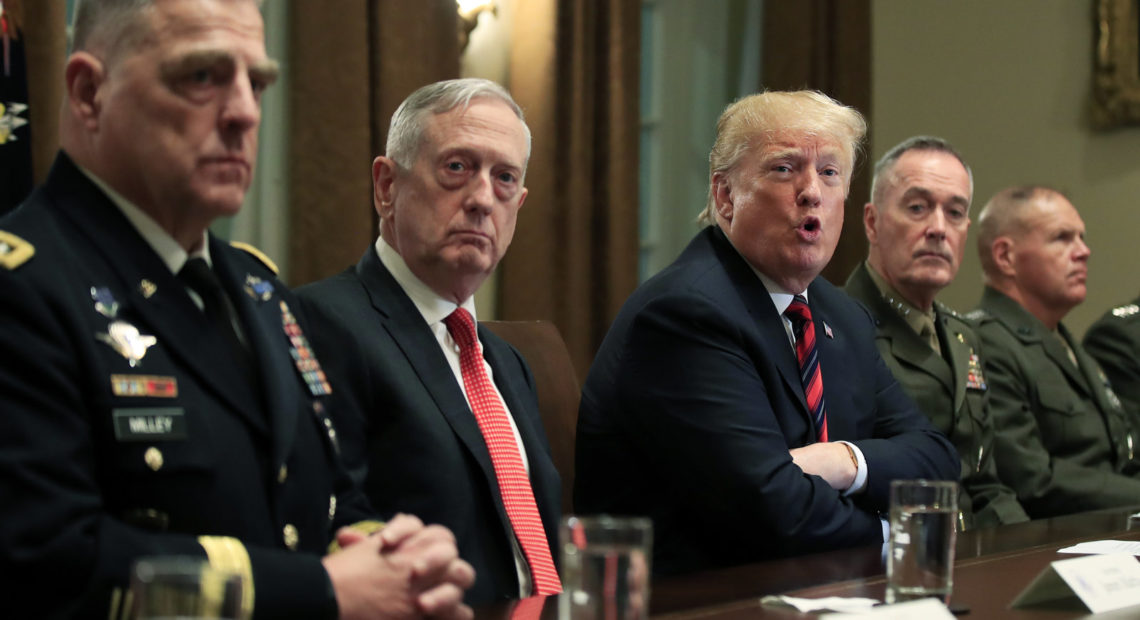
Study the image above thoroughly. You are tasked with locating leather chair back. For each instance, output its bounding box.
[483,320,579,513]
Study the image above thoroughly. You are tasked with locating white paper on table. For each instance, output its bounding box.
[759,595,879,613]
[1058,540,1140,556]
[1011,552,1140,614]
[819,597,955,619]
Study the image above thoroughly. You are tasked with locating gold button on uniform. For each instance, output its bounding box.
[144,447,163,471]
[277,464,288,484]
[283,524,299,550]
[328,494,337,521]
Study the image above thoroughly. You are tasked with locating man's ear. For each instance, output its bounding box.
[863,202,879,245]
[712,172,734,223]
[64,52,105,132]
[992,237,1016,277]
[373,156,398,219]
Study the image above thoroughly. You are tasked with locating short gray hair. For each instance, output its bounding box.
[976,184,1068,278]
[385,78,532,172]
[870,135,973,206]
[71,0,262,60]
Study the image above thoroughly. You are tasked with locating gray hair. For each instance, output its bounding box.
[698,90,867,225]
[71,0,262,59]
[385,78,532,172]
[870,135,973,206]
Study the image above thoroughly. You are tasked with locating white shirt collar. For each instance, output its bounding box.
[76,164,211,272]
[375,236,477,327]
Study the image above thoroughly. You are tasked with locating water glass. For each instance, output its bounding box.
[886,479,958,605]
[130,556,244,619]
[559,515,652,620]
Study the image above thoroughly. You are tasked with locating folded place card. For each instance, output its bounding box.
[818,597,955,619]
[1011,552,1140,614]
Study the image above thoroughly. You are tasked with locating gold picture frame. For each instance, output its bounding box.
[1093,0,1140,127]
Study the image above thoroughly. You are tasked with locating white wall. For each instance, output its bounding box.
[873,0,1140,335]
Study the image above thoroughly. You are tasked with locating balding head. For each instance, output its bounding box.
[976,185,1090,328]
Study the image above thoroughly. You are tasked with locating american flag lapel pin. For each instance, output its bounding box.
[823,322,834,339]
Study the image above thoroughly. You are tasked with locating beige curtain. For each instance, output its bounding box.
[287,0,459,286]
[501,0,640,379]
[763,0,872,285]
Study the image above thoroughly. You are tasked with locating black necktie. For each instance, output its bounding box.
[178,257,254,383]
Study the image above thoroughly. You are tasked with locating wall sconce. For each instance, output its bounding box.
[457,0,496,52]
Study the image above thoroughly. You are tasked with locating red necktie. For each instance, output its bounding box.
[785,296,828,442]
[443,308,562,595]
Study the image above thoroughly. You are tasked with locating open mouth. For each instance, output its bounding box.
[801,217,820,233]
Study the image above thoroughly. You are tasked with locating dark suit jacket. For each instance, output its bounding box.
[844,263,1028,529]
[0,153,373,619]
[296,248,561,605]
[969,287,1140,517]
[575,226,958,576]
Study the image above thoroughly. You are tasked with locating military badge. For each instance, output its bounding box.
[96,320,157,367]
[91,286,119,318]
[966,348,987,391]
[279,300,332,396]
[243,274,274,301]
[0,101,27,145]
[139,279,157,299]
[110,374,177,398]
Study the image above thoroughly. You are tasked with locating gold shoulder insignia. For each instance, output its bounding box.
[230,241,278,275]
[0,230,34,270]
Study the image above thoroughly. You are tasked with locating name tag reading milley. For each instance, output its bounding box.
[113,408,187,441]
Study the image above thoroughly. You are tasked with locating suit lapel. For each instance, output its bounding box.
[706,228,810,425]
[355,251,500,489]
[212,241,295,457]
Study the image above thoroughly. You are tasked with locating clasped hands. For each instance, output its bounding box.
[322,514,475,620]
[789,442,858,491]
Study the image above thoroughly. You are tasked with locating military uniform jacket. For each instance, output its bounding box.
[969,287,1140,518]
[1084,295,1140,418]
[0,154,374,619]
[844,264,1028,529]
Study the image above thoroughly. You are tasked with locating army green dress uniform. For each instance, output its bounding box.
[968,287,1140,518]
[0,154,380,619]
[1085,297,1140,417]
[845,263,1028,529]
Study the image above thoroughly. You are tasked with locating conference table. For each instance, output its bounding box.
[476,506,1140,618]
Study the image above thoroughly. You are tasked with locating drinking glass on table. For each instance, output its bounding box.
[130,556,244,619]
[886,479,958,605]
[559,515,653,620]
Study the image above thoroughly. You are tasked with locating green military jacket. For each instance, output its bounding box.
[968,287,1140,518]
[1084,296,1140,417]
[845,264,1028,529]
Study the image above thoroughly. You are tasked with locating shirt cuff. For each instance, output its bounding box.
[838,440,868,496]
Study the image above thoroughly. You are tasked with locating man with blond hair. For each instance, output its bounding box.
[970,185,1140,517]
[575,91,957,575]
[0,1,472,617]
[845,136,1027,529]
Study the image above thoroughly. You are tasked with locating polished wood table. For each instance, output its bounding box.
[476,506,1140,618]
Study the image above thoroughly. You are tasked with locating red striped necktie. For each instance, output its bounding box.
[785,295,829,442]
[443,308,562,595]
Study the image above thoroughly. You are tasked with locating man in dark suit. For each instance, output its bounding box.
[297,79,561,605]
[575,91,959,576]
[969,186,1140,517]
[845,136,1027,529]
[0,2,472,618]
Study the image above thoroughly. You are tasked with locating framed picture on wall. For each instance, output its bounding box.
[1093,0,1140,127]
